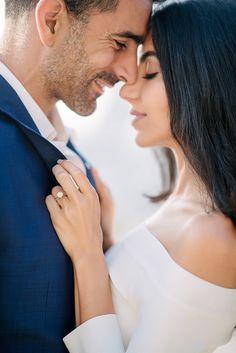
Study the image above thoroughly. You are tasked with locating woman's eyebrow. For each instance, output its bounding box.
[140,51,157,64]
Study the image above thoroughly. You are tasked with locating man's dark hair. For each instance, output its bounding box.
[5,0,119,18]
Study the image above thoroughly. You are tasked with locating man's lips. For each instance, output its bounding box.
[92,79,113,96]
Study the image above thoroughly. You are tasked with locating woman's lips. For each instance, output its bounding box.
[130,109,147,126]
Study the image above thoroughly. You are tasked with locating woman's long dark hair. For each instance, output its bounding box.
[151,0,236,226]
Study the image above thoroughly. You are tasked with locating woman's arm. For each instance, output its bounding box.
[73,269,80,326]
[45,160,114,324]
[73,253,114,325]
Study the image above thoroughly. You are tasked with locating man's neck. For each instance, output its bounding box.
[0,23,56,115]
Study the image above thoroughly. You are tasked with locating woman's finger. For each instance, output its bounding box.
[45,195,61,220]
[51,185,68,208]
[57,159,93,194]
[52,164,81,200]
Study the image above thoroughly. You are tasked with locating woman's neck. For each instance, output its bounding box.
[169,145,212,209]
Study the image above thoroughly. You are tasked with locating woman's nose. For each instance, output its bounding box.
[119,81,140,103]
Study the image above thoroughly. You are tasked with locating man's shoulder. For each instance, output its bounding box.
[0,108,20,127]
[0,109,29,148]
[0,110,49,177]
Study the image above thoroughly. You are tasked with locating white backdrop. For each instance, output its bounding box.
[0,0,161,238]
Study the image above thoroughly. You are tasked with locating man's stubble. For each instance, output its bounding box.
[40,21,98,116]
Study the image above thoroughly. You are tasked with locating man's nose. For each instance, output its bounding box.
[114,52,138,84]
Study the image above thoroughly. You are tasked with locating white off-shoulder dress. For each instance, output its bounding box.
[64,224,236,353]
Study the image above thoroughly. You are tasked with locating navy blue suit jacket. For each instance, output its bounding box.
[0,76,94,353]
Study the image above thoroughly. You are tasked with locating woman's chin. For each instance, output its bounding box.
[135,132,173,149]
[135,135,154,148]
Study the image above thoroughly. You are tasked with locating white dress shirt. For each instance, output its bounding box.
[0,61,86,172]
[64,224,236,353]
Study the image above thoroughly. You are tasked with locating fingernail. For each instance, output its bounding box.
[57,159,64,164]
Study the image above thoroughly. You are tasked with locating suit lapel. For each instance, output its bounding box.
[0,75,66,171]
[66,139,96,189]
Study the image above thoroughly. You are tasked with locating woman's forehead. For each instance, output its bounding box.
[143,32,154,51]
[138,33,154,61]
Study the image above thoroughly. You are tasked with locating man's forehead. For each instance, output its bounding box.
[87,0,152,43]
[116,0,153,14]
[104,0,152,39]
[109,17,151,44]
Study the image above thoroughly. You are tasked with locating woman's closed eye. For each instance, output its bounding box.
[143,72,159,80]
[142,60,159,80]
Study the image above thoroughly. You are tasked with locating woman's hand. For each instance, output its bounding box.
[45,160,103,264]
[91,169,115,252]
[46,160,114,325]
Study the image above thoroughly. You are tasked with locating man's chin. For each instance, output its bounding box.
[68,100,97,117]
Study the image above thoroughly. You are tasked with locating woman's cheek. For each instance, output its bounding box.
[147,80,169,120]
[142,82,159,117]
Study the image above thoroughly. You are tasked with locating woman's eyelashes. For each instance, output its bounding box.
[142,60,159,80]
[143,72,159,80]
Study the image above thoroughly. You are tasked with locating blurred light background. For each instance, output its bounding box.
[0,0,162,238]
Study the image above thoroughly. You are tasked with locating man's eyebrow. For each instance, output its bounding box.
[140,51,157,63]
[115,31,145,45]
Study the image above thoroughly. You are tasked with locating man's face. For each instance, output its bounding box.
[41,0,152,116]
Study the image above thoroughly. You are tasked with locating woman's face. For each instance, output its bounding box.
[120,32,172,147]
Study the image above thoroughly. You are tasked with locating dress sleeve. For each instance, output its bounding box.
[63,227,236,353]
[63,314,124,353]
[63,295,236,353]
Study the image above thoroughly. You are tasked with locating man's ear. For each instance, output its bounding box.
[35,0,68,47]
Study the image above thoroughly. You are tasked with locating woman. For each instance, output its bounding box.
[46,0,236,352]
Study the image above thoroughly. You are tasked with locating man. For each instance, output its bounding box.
[0,0,152,352]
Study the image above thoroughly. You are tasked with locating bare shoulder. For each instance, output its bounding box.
[172,213,236,288]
